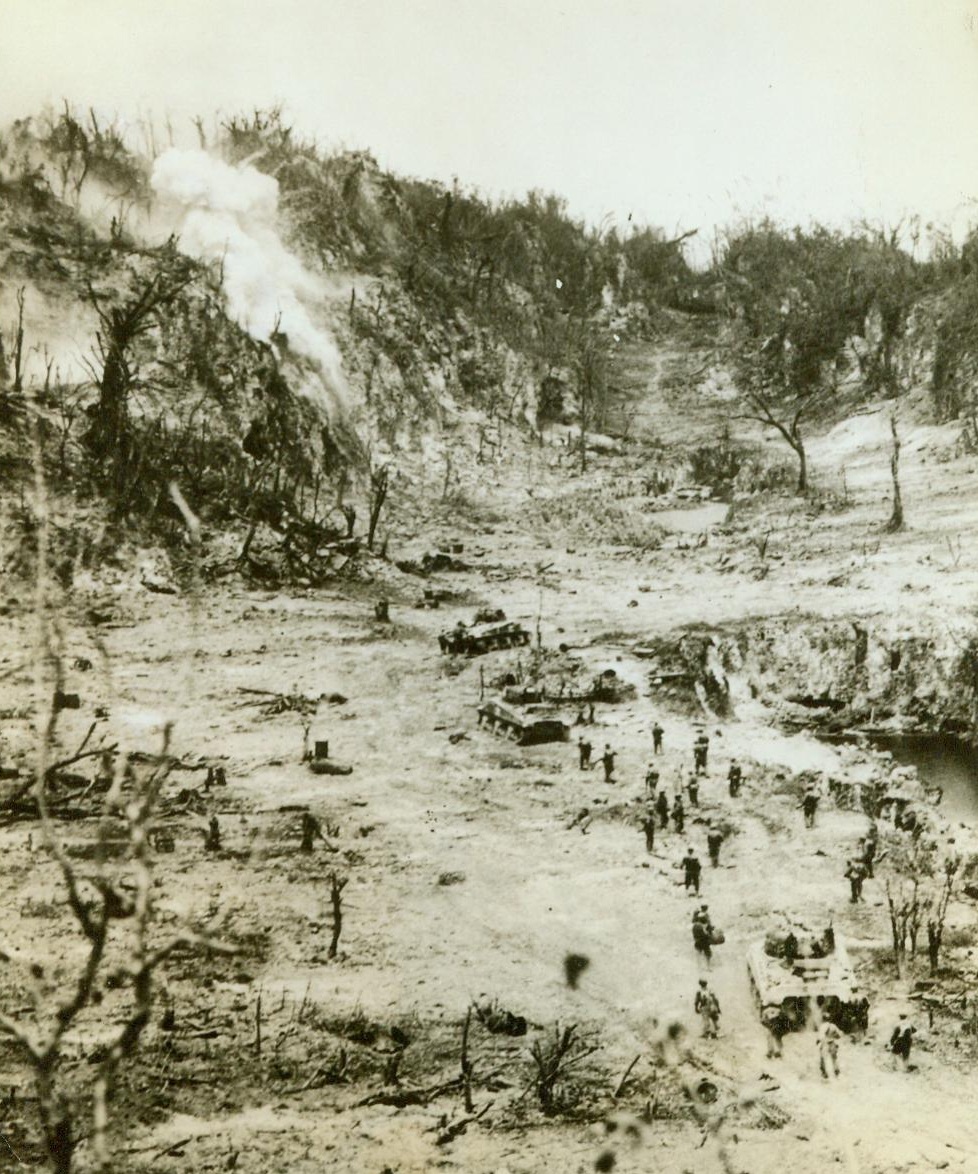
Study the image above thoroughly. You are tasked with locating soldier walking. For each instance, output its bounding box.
[656,789,670,830]
[686,774,699,807]
[601,745,617,783]
[692,905,714,966]
[764,1009,791,1058]
[694,980,720,1039]
[727,760,742,797]
[300,811,323,853]
[681,847,702,894]
[204,816,221,852]
[672,794,686,835]
[817,1019,841,1079]
[641,809,656,854]
[693,731,709,776]
[862,821,879,878]
[706,825,724,868]
[890,1018,916,1070]
[652,721,664,754]
[846,857,868,903]
[578,737,592,770]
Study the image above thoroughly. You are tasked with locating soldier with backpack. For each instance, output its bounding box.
[694,980,721,1038]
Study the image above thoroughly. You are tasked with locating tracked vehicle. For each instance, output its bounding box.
[439,620,531,657]
[747,924,867,1034]
[476,699,569,746]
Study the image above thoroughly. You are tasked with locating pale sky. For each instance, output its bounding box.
[3,0,978,247]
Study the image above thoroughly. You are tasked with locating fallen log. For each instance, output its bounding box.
[356,1077,462,1108]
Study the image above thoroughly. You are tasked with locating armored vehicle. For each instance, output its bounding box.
[439,620,531,657]
[747,924,867,1034]
[477,699,569,746]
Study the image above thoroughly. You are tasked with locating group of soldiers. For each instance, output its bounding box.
[570,713,924,1076]
[576,719,738,1024]
[638,742,736,881]
[799,777,881,906]
[644,725,736,1036]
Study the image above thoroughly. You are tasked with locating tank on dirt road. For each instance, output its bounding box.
[439,620,531,657]
[477,698,569,746]
[747,923,867,1034]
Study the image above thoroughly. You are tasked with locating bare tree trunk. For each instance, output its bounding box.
[37,1068,74,1174]
[885,413,904,532]
[927,921,940,976]
[927,860,958,975]
[11,286,25,397]
[460,1006,474,1113]
[885,882,906,978]
[794,437,808,494]
[578,382,590,474]
[0,287,27,420]
[367,465,389,551]
[328,872,348,960]
[908,881,921,957]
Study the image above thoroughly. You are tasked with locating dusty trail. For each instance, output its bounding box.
[5,384,978,1172]
[96,485,976,1164]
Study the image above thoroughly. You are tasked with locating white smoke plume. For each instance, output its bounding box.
[150,148,348,417]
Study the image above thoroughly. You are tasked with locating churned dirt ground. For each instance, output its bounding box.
[3,378,978,1173]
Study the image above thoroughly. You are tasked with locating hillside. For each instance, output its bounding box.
[3,106,978,1174]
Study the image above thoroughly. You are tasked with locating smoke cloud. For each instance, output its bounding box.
[150,148,348,417]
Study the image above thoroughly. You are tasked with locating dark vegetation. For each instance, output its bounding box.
[0,106,700,578]
[716,220,946,492]
[3,104,978,575]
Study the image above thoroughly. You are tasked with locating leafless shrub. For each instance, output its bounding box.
[884,838,959,978]
[0,396,230,1173]
[526,1023,597,1115]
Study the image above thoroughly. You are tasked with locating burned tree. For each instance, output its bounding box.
[0,285,26,409]
[572,329,612,474]
[0,655,226,1174]
[884,412,905,532]
[884,840,958,979]
[367,462,390,551]
[926,857,959,976]
[327,871,349,960]
[884,875,923,978]
[83,264,189,515]
[0,416,230,1173]
[40,104,146,208]
[526,1023,595,1115]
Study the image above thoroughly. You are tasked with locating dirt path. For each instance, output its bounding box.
[4,386,978,1172]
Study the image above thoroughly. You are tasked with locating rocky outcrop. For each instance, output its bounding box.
[646,615,978,738]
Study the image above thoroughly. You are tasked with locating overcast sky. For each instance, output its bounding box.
[3,0,978,247]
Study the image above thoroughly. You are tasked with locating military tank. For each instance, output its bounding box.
[747,923,867,1034]
[477,699,569,746]
[439,620,531,657]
